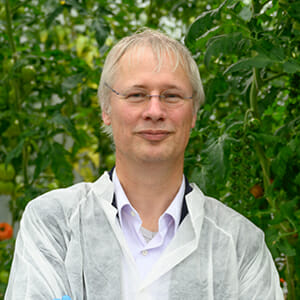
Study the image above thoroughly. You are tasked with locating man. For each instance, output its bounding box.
[5,29,283,299]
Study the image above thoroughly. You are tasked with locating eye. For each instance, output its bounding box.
[165,94,180,98]
[128,93,146,98]
[164,93,182,102]
[126,91,147,102]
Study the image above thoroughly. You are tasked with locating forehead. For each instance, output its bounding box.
[119,45,182,73]
[114,46,191,89]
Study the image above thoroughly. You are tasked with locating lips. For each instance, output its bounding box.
[136,129,172,141]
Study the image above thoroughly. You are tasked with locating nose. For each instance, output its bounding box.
[142,96,167,122]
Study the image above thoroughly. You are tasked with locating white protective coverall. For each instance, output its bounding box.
[5,172,283,300]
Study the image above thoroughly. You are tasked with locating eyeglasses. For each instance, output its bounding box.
[104,82,193,107]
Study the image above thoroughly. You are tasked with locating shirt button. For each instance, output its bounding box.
[142,250,148,256]
[130,211,136,217]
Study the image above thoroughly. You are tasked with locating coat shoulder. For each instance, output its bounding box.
[190,184,264,248]
[24,172,113,224]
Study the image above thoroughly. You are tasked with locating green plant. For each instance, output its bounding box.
[184,0,300,298]
[0,0,299,298]
[0,239,14,298]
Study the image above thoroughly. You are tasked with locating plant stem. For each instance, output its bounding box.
[264,72,287,84]
[10,192,17,228]
[254,143,270,193]
[4,0,16,53]
[286,256,296,300]
[23,143,29,186]
[147,0,157,27]
[5,0,22,109]
[249,68,271,191]
[250,67,259,118]
[4,0,30,217]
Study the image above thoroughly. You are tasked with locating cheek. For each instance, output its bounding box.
[173,110,195,131]
[111,107,138,133]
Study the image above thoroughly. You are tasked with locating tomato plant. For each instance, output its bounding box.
[0,164,15,181]
[0,0,299,298]
[184,0,300,298]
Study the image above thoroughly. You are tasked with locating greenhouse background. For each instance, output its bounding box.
[0,0,299,298]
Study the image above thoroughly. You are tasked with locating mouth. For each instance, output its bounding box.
[136,130,172,141]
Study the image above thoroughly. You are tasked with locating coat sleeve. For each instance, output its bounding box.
[5,198,72,300]
[238,229,284,300]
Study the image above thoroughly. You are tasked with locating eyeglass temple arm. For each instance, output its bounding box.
[104,82,122,96]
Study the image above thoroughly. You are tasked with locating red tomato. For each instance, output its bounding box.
[0,223,13,241]
[250,184,264,198]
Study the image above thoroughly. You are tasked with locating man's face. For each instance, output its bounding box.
[102,46,196,166]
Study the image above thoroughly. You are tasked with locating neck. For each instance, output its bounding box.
[115,157,184,231]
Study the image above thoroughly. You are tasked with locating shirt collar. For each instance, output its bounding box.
[112,168,186,232]
[112,169,136,229]
[162,176,185,231]
[109,166,192,225]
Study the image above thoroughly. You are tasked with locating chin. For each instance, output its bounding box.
[138,149,175,163]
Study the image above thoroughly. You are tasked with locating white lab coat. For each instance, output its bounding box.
[5,172,283,299]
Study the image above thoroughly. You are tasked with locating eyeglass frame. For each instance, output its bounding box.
[104,82,194,105]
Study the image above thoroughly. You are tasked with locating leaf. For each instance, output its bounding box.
[269,47,285,62]
[61,73,86,94]
[295,173,300,187]
[280,198,299,220]
[283,60,300,74]
[185,10,219,45]
[0,110,12,120]
[91,19,109,48]
[185,26,222,54]
[50,142,73,186]
[277,238,296,256]
[202,134,231,181]
[189,133,232,196]
[254,39,285,62]
[238,6,252,22]
[205,76,229,104]
[52,113,78,139]
[271,146,294,179]
[5,139,25,164]
[265,227,279,247]
[204,33,245,68]
[252,133,282,145]
[45,6,64,28]
[224,55,273,74]
[190,166,209,194]
[65,0,88,14]
[185,0,228,49]
[288,2,300,21]
[33,147,51,180]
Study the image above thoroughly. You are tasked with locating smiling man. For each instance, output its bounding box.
[6,29,283,300]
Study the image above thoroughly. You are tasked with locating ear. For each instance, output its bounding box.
[191,113,197,129]
[102,111,111,125]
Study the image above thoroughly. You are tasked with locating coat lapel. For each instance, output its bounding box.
[141,184,205,291]
[80,173,122,299]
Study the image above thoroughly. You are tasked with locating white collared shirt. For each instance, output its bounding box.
[113,169,185,298]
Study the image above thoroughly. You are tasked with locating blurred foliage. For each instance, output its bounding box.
[0,0,299,298]
[184,0,300,298]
